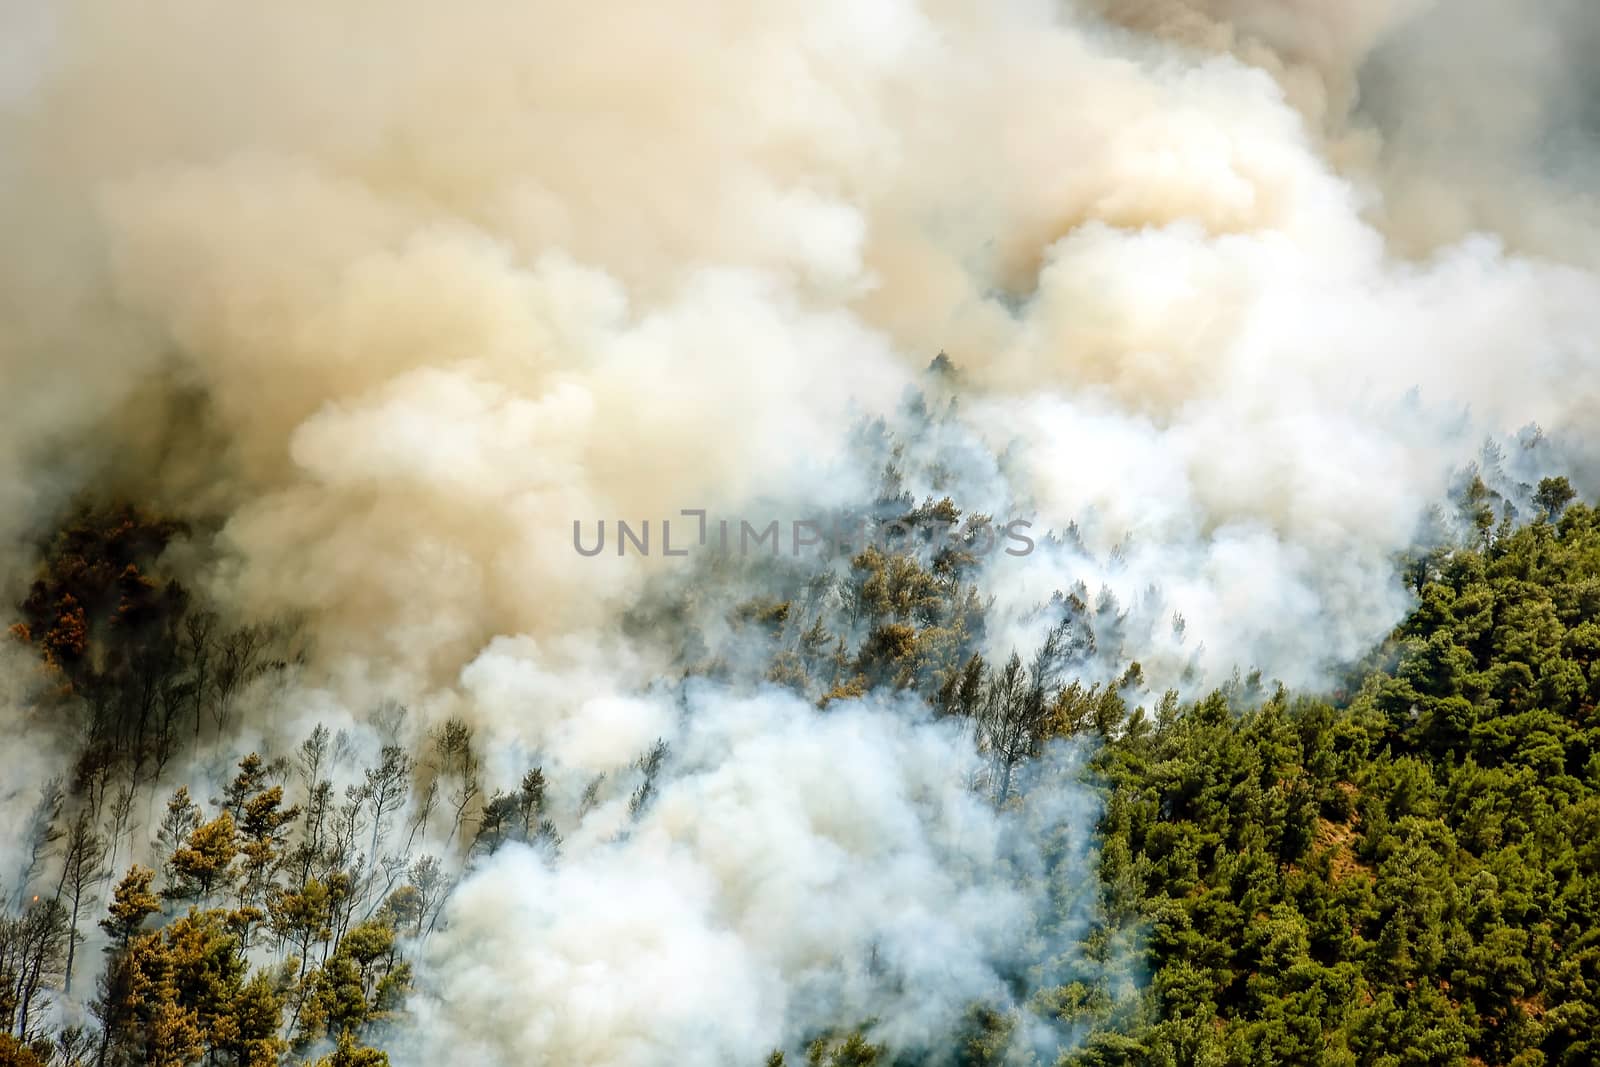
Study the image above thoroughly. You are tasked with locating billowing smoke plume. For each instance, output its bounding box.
[411,685,1094,1065]
[2,0,1598,1062]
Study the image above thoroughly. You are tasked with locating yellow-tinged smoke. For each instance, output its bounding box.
[3,0,1597,682]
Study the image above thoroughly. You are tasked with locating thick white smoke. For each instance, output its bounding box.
[3,0,1599,1062]
[412,685,1070,1066]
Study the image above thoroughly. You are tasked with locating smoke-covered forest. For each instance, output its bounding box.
[6,407,1600,1066]
[4,1,1600,1065]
